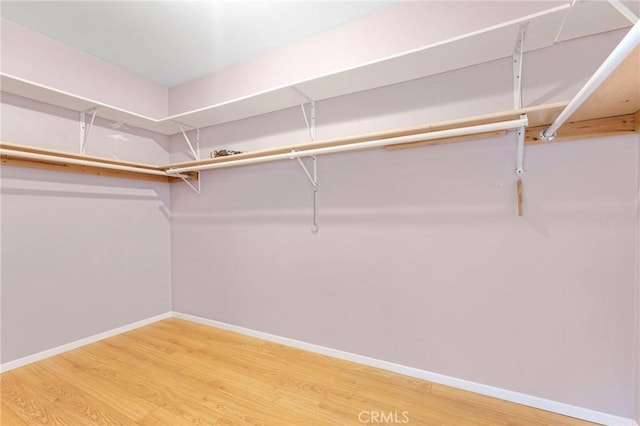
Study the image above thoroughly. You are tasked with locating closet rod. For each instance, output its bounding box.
[167,117,528,174]
[540,20,640,140]
[0,148,179,177]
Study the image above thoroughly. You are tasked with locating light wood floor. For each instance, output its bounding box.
[1,318,599,425]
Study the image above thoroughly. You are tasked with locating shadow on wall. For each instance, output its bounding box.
[0,166,171,221]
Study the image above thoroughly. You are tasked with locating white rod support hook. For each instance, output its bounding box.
[292,150,319,233]
[516,114,526,174]
[293,150,317,189]
[80,108,97,154]
[513,22,528,110]
[515,114,527,217]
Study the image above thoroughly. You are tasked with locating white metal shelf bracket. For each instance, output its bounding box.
[513,25,527,216]
[179,125,200,161]
[515,115,526,216]
[80,108,97,154]
[513,27,527,174]
[516,116,526,175]
[292,150,318,234]
[295,93,319,233]
[177,124,201,194]
[300,100,316,142]
[513,22,528,110]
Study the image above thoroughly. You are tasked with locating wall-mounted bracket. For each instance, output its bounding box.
[80,108,97,154]
[293,150,318,234]
[516,115,526,175]
[177,124,201,194]
[178,124,200,161]
[292,86,316,141]
[513,22,528,109]
[515,114,526,216]
[176,172,200,194]
[300,101,316,142]
[512,24,527,217]
[295,93,318,233]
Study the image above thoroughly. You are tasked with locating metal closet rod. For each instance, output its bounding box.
[0,148,183,178]
[541,20,640,140]
[166,117,529,174]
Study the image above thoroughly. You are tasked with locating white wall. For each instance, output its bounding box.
[170,31,638,419]
[636,132,640,424]
[0,13,636,422]
[171,134,637,419]
[0,95,173,363]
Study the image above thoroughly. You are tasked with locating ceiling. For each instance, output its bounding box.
[0,1,401,87]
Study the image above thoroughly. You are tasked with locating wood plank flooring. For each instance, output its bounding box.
[1,318,599,425]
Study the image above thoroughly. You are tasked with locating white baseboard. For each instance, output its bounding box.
[172,311,636,426]
[0,312,172,373]
[1,310,635,426]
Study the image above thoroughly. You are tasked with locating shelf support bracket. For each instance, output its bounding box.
[179,125,200,161]
[177,124,201,194]
[80,108,97,154]
[293,150,318,234]
[513,24,527,217]
[515,114,526,216]
[177,173,200,195]
[300,101,316,142]
[296,95,318,233]
[516,114,526,175]
[513,22,528,110]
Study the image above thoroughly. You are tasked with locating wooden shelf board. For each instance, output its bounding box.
[0,141,199,183]
[570,45,640,122]
[525,113,636,144]
[1,106,634,183]
[0,141,164,171]
[162,102,568,170]
[1,156,171,183]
